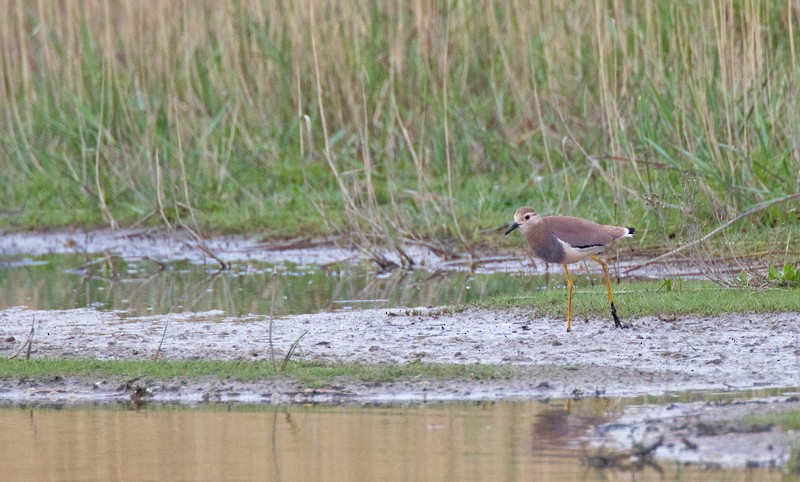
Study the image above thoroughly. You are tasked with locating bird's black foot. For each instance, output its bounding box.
[610,302,629,329]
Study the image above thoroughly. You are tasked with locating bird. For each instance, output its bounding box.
[505,206,635,332]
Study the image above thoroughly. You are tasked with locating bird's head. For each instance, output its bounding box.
[504,206,542,235]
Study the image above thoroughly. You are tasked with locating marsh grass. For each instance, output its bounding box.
[1,1,798,264]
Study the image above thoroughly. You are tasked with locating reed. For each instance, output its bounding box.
[1,1,797,258]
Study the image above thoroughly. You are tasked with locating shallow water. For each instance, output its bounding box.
[0,229,729,318]
[0,254,544,317]
[0,399,786,481]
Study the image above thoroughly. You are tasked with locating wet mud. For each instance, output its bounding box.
[587,395,800,470]
[1,306,797,402]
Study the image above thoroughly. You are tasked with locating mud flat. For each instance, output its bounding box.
[1,307,798,471]
[1,306,798,400]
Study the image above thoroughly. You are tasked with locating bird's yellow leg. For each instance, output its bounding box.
[589,256,625,328]
[563,264,573,333]
[589,256,615,306]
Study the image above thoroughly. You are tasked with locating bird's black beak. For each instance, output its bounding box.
[504,222,519,235]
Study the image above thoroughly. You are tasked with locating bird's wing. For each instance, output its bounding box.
[545,216,616,248]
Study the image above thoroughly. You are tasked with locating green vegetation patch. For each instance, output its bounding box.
[740,410,800,431]
[472,280,800,318]
[0,359,515,388]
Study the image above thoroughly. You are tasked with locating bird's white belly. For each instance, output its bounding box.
[556,238,605,264]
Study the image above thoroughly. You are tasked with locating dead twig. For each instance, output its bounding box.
[178,222,228,271]
[11,318,36,360]
[268,266,279,369]
[153,313,172,361]
[589,155,675,170]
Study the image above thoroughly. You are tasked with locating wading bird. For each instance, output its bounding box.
[505,206,634,332]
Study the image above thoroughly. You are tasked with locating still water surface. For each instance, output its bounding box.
[0,255,542,316]
[0,400,782,481]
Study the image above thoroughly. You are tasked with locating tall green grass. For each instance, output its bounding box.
[1,1,797,257]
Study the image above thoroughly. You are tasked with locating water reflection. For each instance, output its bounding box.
[0,255,540,317]
[0,400,778,482]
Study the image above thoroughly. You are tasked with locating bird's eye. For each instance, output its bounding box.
[524,214,530,220]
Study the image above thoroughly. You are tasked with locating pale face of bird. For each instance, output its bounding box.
[504,206,542,235]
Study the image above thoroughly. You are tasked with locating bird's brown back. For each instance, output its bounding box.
[544,216,627,248]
